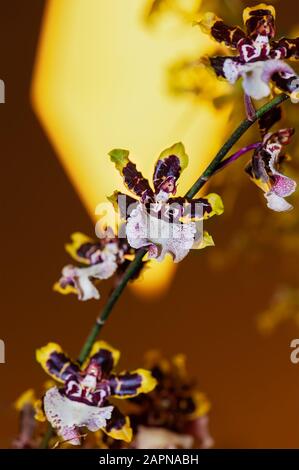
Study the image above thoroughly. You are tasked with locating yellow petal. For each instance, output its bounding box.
[103,416,133,443]
[189,391,211,419]
[205,193,224,218]
[34,399,46,422]
[197,12,220,35]
[14,389,36,411]
[53,281,77,296]
[36,342,65,383]
[65,232,94,264]
[243,4,276,24]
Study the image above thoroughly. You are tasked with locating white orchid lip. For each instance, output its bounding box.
[241,61,272,100]
[126,203,198,263]
[265,192,293,212]
[223,58,297,101]
[201,8,299,102]
[43,386,113,446]
[56,242,121,301]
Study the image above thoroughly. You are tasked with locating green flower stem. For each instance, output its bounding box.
[41,249,147,448]
[40,423,54,449]
[78,248,147,363]
[41,93,289,448]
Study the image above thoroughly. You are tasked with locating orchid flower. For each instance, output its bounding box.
[245,109,296,211]
[54,228,134,301]
[36,341,157,446]
[199,4,299,104]
[127,351,213,449]
[109,142,223,263]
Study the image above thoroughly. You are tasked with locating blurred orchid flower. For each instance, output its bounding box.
[109,142,223,263]
[36,341,157,446]
[245,109,296,211]
[199,4,299,103]
[54,230,137,301]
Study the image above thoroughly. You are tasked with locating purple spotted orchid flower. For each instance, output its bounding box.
[54,227,135,301]
[245,126,297,211]
[216,108,297,212]
[199,4,299,105]
[128,352,213,450]
[109,142,223,263]
[36,341,157,446]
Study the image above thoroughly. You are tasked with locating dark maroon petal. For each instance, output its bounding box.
[109,149,154,202]
[87,349,116,377]
[271,71,299,94]
[266,128,295,146]
[106,407,127,434]
[272,37,299,60]
[46,352,80,382]
[245,146,269,185]
[116,258,147,282]
[109,369,156,398]
[108,191,138,220]
[103,407,132,442]
[209,56,240,78]
[143,197,210,224]
[243,6,276,39]
[211,20,246,48]
[152,142,188,195]
[123,162,155,202]
[153,155,181,194]
[167,197,213,219]
[76,242,103,264]
[258,106,282,137]
[108,372,142,397]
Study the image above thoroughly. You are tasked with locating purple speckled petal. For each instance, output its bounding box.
[272,174,297,198]
[153,143,188,197]
[246,127,297,212]
[43,387,113,446]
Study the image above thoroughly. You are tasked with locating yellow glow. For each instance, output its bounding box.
[31,0,229,298]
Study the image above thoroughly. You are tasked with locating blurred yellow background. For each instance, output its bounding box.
[31,0,229,297]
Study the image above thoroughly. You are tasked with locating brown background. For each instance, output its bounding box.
[1,0,299,448]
